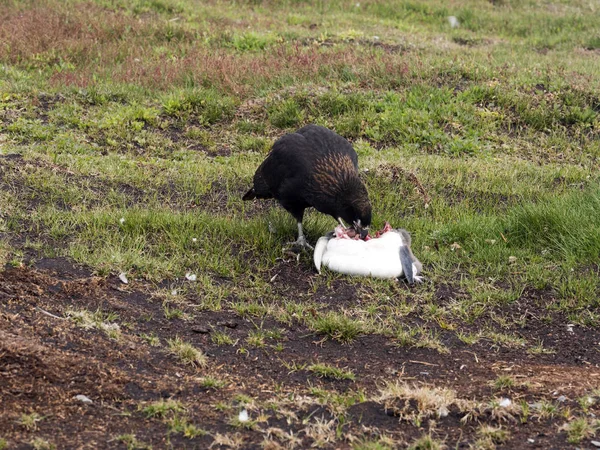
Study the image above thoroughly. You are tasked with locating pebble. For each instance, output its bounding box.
[74,394,93,405]
[118,273,128,284]
[557,395,567,402]
[192,326,210,334]
[499,398,512,407]
[591,441,600,448]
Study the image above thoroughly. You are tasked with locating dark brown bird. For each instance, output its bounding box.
[243,124,372,249]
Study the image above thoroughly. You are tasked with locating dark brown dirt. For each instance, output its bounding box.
[1,257,599,449]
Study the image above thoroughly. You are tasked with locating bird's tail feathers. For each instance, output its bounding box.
[399,245,415,284]
[242,188,256,201]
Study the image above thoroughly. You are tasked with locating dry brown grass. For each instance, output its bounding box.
[0,3,144,64]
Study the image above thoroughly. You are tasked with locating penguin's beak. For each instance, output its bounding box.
[353,220,369,240]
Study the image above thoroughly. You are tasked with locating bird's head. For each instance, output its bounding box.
[342,190,372,240]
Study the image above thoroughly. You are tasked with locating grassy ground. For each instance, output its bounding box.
[1,0,599,448]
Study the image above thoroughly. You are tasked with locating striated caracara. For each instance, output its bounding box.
[243,124,372,249]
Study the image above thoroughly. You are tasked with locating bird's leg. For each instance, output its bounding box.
[293,222,314,250]
[282,222,313,253]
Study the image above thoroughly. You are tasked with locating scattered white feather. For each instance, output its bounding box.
[171,289,177,296]
[499,398,512,408]
[448,16,460,28]
[119,217,125,224]
[192,238,197,243]
[185,273,197,281]
[238,409,249,422]
[118,273,128,284]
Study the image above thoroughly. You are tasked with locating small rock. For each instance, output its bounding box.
[527,439,535,444]
[192,326,210,334]
[557,395,567,403]
[118,273,128,284]
[238,409,249,422]
[591,441,600,448]
[218,320,238,329]
[74,394,93,404]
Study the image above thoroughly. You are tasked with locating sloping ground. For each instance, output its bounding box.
[1,258,598,449]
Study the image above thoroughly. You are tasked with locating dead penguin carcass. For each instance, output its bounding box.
[313,223,423,284]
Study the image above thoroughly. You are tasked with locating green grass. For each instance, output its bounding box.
[307,363,356,381]
[141,399,185,419]
[166,337,207,367]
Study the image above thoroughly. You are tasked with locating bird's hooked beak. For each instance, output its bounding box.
[353,220,369,240]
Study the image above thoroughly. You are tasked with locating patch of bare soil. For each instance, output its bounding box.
[1,259,599,448]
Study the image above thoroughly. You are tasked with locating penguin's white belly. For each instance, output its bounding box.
[317,233,404,279]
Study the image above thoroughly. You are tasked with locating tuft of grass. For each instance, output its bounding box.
[162,302,186,320]
[19,413,44,431]
[30,439,56,450]
[491,375,514,391]
[377,381,470,427]
[140,333,161,347]
[115,434,152,450]
[166,415,207,439]
[67,308,122,340]
[198,376,226,390]
[211,331,236,346]
[560,417,599,444]
[167,337,207,367]
[309,312,364,343]
[477,424,510,444]
[141,399,185,419]
[407,434,445,450]
[307,363,356,381]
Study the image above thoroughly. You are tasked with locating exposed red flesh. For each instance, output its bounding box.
[334,222,392,241]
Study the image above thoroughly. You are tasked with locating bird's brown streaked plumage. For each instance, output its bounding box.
[243,124,372,248]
